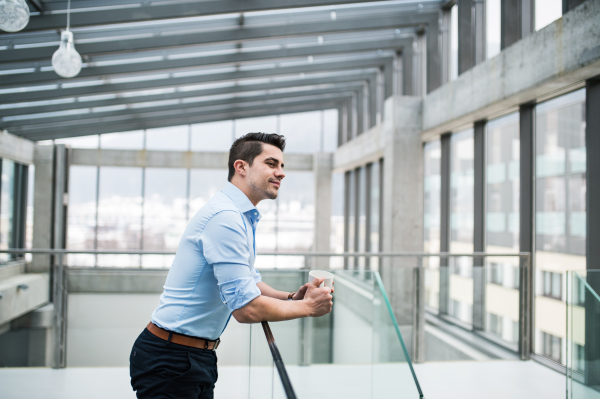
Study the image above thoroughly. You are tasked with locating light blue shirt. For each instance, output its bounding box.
[151,182,262,340]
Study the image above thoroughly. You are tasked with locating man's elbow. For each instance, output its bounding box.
[232,304,260,324]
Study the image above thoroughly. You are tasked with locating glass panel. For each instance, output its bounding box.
[369,161,380,272]
[535,89,586,366]
[191,120,234,152]
[96,167,143,267]
[279,111,322,153]
[141,168,188,268]
[357,166,367,274]
[0,159,15,264]
[485,263,520,346]
[145,125,189,151]
[235,116,278,138]
[189,169,228,218]
[449,129,474,325]
[25,166,34,252]
[567,271,600,399]
[55,135,99,148]
[273,171,314,268]
[245,269,422,399]
[485,112,520,345]
[450,4,458,81]
[323,109,339,152]
[330,172,345,269]
[346,170,355,270]
[67,166,97,267]
[486,0,501,59]
[100,130,144,150]
[424,141,441,312]
[536,0,562,31]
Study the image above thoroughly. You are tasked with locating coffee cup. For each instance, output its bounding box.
[308,270,334,288]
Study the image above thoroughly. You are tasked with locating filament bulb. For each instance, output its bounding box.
[52,31,82,78]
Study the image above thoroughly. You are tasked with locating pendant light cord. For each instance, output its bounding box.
[66,0,71,31]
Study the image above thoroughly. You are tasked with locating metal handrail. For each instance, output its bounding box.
[0,248,531,257]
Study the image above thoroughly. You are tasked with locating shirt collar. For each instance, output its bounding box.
[223,182,261,219]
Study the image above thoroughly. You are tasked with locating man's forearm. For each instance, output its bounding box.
[232,295,310,323]
[256,281,290,301]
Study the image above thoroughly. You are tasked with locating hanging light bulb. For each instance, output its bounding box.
[0,0,30,32]
[52,31,82,78]
[51,0,82,78]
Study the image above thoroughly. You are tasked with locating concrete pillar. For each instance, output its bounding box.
[458,0,486,75]
[30,145,69,273]
[472,120,486,331]
[313,153,332,270]
[440,7,453,85]
[426,13,442,93]
[30,145,54,273]
[413,32,426,97]
[380,96,424,354]
[501,0,535,50]
[402,43,414,96]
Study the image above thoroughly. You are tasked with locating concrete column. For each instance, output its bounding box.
[402,43,414,96]
[426,13,442,93]
[313,153,332,270]
[501,0,535,49]
[380,96,424,354]
[30,145,54,273]
[472,120,486,331]
[458,0,486,75]
[440,7,453,85]
[519,102,535,360]
[413,32,426,97]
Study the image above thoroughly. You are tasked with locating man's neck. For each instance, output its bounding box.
[230,178,260,206]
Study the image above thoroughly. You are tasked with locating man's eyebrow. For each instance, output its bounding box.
[264,157,284,168]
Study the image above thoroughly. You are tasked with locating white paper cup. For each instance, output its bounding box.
[308,270,334,288]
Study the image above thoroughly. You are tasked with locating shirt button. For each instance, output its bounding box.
[254,212,258,215]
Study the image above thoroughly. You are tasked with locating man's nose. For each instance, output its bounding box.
[275,167,285,179]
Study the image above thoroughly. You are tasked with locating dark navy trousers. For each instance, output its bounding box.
[130,328,218,399]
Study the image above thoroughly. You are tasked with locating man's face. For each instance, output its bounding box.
[247,144,285,200]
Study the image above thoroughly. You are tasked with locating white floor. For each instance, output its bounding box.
[0,360,591,399]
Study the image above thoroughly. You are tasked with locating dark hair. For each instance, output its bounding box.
[228,133,286,181]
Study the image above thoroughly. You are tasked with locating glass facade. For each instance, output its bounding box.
[534,89,586,365]
[449,129,474,325]
[63,110,336,267]
[485,112,520,345]
[424,141,441,312]
[0,159,15,263]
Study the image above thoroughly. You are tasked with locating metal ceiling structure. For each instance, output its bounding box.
[0,0,447,142]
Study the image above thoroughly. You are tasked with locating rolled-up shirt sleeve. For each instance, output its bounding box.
[201,211,261,312]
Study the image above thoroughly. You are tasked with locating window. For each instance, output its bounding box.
[542,332,562,363]
[489,263,503,285]
[0,160,15,263]
[489,313,503,337]
[542,271,562,300]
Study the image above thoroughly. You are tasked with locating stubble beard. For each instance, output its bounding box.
[249,178,278,200]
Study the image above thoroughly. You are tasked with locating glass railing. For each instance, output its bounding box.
[242,269,423,399]
[567,271,600,399]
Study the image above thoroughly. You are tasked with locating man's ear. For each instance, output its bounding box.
[233,159,247,177]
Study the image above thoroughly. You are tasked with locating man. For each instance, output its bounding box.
[130,132,333,398]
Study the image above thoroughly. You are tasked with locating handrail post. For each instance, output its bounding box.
[519,253,532,360]
[52,252,68,368]
[412,256,426,363]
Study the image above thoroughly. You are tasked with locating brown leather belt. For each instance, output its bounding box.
[146,322,220,350]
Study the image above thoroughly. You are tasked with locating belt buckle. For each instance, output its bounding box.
[213,338,221,351]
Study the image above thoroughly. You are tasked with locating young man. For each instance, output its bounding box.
[130,133,333,399]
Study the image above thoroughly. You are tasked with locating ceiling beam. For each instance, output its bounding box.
[1,11,433,63]
[0,56,393,104]
[27,0,44,13]
[18,1,435,32]
[2,37,411,86]
[0,86,357,129]
[14,100,344,140]
[1,72,376,117]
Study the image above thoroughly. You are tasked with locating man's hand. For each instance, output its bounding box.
[303,277,333,317]
[292,280,334,300]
